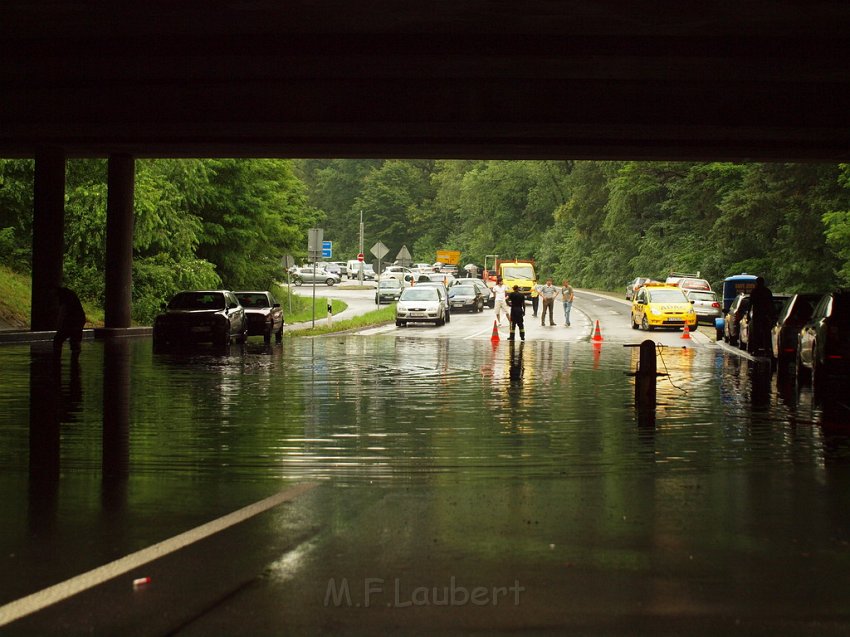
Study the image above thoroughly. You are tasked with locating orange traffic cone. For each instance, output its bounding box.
[681,323,691,339]
[490,320,500,343]
[592,320,604,341]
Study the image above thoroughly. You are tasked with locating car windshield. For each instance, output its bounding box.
[681,279,710,289]
[451,286,475,295]
[648,290,688,303]
[502,265,533,278]
[168,292,225,310]
[236,293,269,308]
[688,292,715,301]
[379,280,400,288]
[401,289,438,301]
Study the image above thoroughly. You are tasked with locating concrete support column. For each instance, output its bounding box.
[30,148,66,331]
[104,154,135,329]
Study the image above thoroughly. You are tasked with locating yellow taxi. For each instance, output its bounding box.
[630,282,697,332]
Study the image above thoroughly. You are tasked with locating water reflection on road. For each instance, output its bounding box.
[2,335,850,629]
[3,336,850,487]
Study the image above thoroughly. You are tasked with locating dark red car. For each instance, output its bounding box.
[234,291,284,344]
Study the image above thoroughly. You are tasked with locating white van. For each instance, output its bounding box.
[347,260,376,281]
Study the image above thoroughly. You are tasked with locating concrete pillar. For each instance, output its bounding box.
[104,154,135,329]
[30,148,66,331]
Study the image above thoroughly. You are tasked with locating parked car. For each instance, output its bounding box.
[723,293,750,346]
[798,289,850,384]
[234,290,284,344]
[330,261,349,277]
[381,265,415,284]
[772,293,821,367]
[411,281,452,321]
[420,272,456,287]
[630,283,697,332]
[292,267,340,286]
[375,278,403,304]
[316,261,341,276]
[395,286,448,327]
[448,283,485,312]
[441,264,459,276]
[453,277,494,308]
[684,289,722,324]
[625,277,653,301]
[678,278,712,292]
[153,290,247,351]
[348,262,376,281]
[738,294,790,354]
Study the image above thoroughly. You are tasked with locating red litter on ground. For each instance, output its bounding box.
[133,576,151,588]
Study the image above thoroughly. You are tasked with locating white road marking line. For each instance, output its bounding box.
[0,482,317,627]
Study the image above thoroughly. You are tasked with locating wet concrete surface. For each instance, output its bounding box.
[2,310,850,634]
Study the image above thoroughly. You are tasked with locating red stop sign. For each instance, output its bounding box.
[357,253,364,262]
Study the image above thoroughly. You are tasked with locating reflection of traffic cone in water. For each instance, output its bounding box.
[592,320,604,341]
[491,320,500,343]
[681,323,691,339]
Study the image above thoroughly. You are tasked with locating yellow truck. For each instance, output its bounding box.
[486,258,537,298]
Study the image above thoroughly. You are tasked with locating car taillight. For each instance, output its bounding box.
[711,302,720,308]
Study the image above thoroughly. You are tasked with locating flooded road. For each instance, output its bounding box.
[2,335,850,634]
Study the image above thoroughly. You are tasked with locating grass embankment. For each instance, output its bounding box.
[285,304,396,337]
[273,284,347,323]
[273,281,397,336]
[0,264,105,329]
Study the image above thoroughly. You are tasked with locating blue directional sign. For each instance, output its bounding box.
[321,240,332,258]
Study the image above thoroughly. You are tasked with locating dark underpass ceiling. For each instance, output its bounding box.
[3,1,850,160]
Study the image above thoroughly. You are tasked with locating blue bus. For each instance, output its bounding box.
[721,274,758,313]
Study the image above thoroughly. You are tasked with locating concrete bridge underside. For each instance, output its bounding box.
[5,2,850,328]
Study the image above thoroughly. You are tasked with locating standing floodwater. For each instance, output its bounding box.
[2,337,850,635]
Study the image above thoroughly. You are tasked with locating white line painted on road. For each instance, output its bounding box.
[0,482,317,628]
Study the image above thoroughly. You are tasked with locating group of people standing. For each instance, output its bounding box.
[491,277,574,341]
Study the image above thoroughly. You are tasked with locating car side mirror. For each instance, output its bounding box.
[273,303,281,308]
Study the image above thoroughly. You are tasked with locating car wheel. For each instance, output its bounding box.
[326,279,335,286]
[631,313,639,329]
[294,278,303,287]
[275,326,283,343]
[641,316,654,331]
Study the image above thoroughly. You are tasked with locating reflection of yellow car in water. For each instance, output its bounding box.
[631,283,697,331]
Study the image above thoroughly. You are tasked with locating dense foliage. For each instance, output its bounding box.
[0,158,315,323]
[2,158,850,326]
[298,159,850,292]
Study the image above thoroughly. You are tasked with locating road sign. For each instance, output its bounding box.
[371,241,389,260]
[357,253,364,262]
[321,240,332,259]
[436,249,461,265]
[308,228,324,260]
[396,245,412,265]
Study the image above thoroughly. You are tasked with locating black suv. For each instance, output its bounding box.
[153,290,247,351]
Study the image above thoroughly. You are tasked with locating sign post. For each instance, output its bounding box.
[307,228,323,327]
[282,254,295,315]
[371,241,389,281]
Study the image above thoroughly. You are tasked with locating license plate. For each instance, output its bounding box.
[410,312,425,317]
[452,302,464,307]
